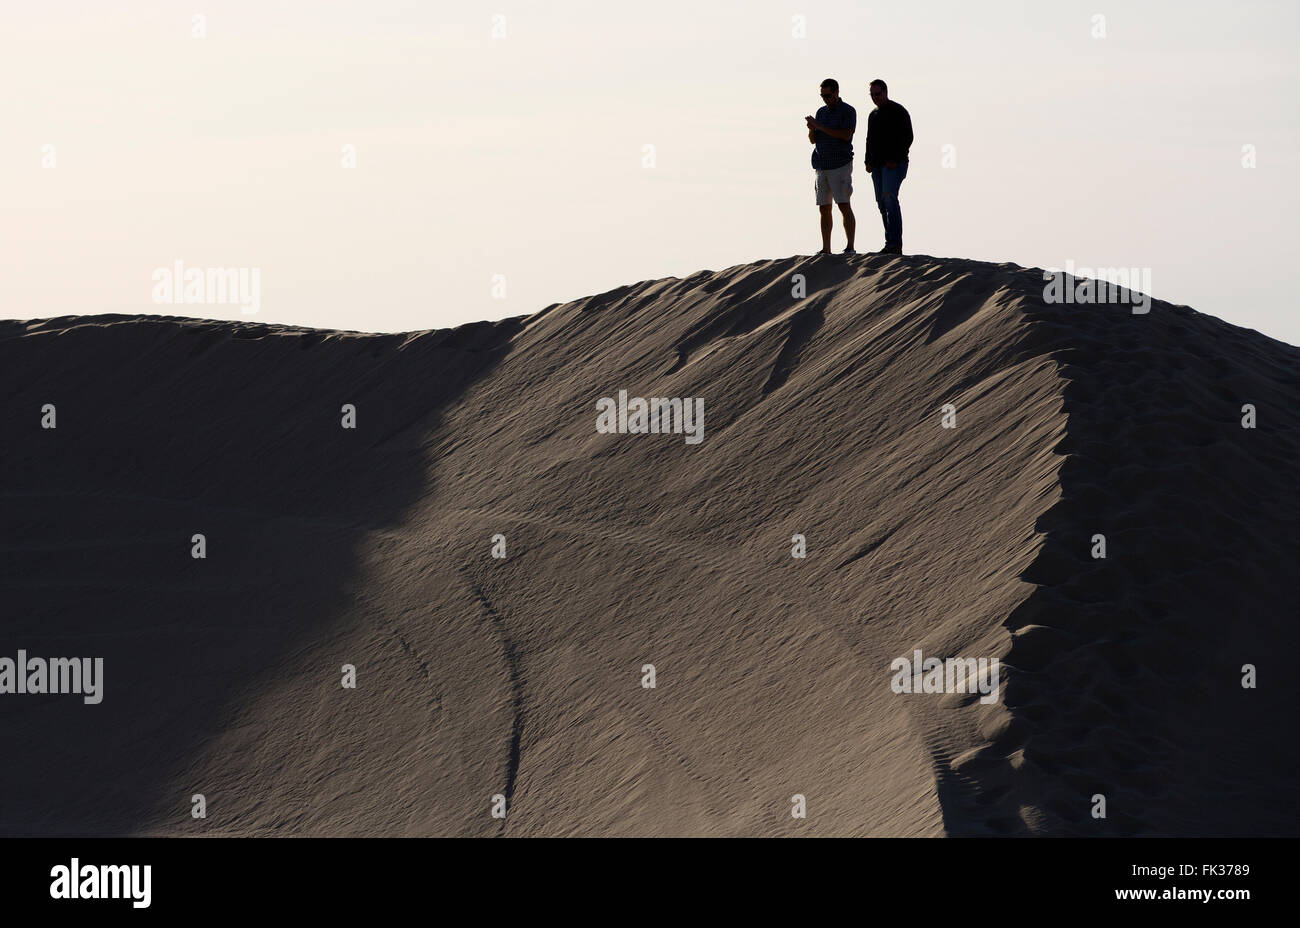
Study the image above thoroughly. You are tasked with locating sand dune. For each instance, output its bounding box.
[2,253,1296,836]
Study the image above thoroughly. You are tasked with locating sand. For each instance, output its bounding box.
[1,253,1295,836]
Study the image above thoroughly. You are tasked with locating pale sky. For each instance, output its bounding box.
[3,0,1298,343]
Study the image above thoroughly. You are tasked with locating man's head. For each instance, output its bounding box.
[869,79,888,106]
[820,79,840,106]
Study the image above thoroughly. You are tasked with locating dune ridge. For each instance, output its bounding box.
[1,253,1295,836]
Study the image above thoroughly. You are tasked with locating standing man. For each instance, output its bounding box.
[864,79,913,255]
[806,79,857,255]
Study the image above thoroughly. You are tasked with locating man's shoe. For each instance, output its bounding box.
[880,244,903,255]
[813,248,832,255]
[842,247,858,255]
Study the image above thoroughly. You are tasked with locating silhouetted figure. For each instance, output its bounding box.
[806,79,857,255]
[864,79,913,255]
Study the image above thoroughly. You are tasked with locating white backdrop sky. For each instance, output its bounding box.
[3,0,1298,343]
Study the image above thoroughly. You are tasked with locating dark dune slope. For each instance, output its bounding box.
[981,289,1300,836]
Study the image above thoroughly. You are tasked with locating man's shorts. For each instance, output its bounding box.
[814,161,853,205]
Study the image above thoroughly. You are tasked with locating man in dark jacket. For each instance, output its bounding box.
[863,79,913,255]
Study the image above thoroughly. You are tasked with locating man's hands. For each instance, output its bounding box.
[885,161,898,169]
[864,161,873,173]
[809,116,854,141]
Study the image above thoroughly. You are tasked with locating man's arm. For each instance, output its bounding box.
[901,107,914,151]
[809,127,817,144]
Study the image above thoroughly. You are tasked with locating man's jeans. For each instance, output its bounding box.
[872,159,908,247]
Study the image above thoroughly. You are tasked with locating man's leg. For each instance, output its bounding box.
[831,163,855,251]
[815,170,833,253]
[880,160,909,249]
[872,167,888,248]
[837,202,855,251]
